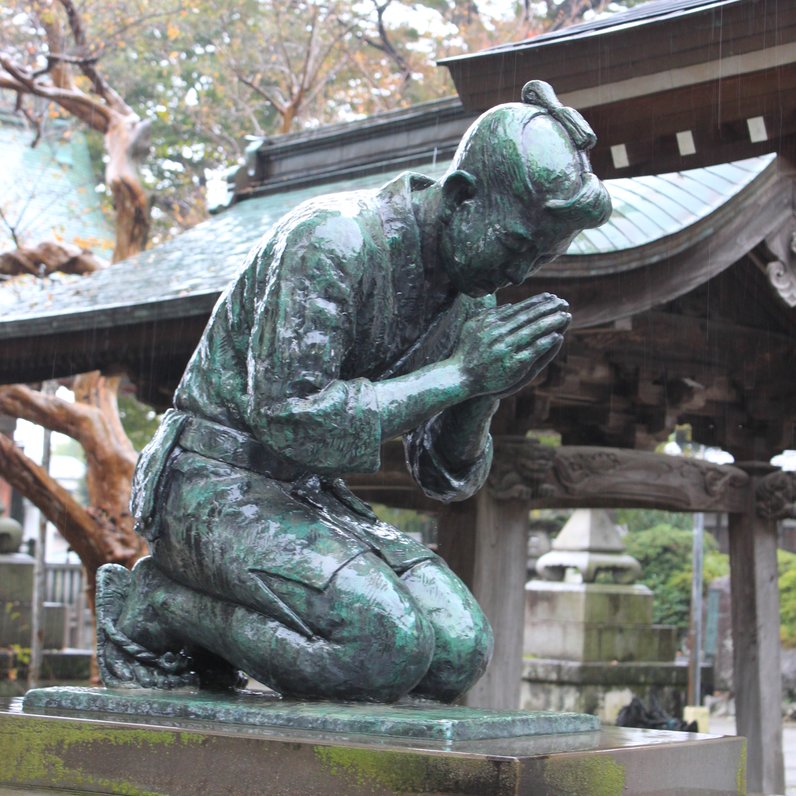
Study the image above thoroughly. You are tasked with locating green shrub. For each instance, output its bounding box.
[624,524,728,635]
[615,509,692,533]
[623,521,796,648]
[779,549,796,648]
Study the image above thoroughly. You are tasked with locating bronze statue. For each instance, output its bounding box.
[96,81,611,702]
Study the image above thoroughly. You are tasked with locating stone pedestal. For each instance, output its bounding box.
[523,580,696,724]
[524,582,677,663]
[521,659,714,724]
[2,697,747,795]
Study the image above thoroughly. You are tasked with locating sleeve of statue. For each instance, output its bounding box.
[404,415,494,503]
[403,295,497,503]
[243,214,383,475]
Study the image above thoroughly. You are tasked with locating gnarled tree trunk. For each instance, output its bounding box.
[0,0,153,613]
[0,375,147,604]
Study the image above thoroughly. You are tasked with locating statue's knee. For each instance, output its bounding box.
[400,559,494,700]
[436,602,492,688]
[328,555,435,698]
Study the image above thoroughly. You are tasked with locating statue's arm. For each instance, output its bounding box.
[399,292,571,501]
[412,295,500,474]
[255,354,488,477]
[244,217,479,475]
[244,216,568,477]
[248,285,568,478]
[403,395,498,503]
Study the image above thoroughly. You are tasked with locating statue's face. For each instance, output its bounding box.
[440,115,591,297]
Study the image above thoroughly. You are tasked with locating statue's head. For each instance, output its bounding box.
[437,80,611,296]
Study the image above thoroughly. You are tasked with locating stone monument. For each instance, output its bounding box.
[523,509,700,722]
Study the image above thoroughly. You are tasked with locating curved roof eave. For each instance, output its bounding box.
[555,154,779,276]
[0,153,784,342]
[522,155,794,329]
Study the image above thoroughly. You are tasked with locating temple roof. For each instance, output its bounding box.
[1,0,793,460]
[442,0,735,60]
[0,154,774,342]
[440,0,796,179]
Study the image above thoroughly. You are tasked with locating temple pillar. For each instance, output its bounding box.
[728,463,787,795]
[467,491,529,709]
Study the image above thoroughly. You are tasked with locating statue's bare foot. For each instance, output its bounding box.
[96,562,197,689]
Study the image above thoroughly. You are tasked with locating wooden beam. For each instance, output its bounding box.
[514,161,796,327]
[351,441,755,516]
[442,2,796,178]
[488,441,751,514]
[443,1,796,110]
[584,69,796,178]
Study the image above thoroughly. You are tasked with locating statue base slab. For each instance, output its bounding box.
[22,686,597,740]
[3,696,746,795]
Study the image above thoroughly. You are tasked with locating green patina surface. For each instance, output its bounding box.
[0,714,202,795]
[24,686,599,740]
[542,754,625,795]
[89,80,613,705]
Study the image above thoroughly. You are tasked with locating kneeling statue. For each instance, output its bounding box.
[96,81,611,702]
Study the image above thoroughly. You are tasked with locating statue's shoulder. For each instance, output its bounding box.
[275,191,379,260]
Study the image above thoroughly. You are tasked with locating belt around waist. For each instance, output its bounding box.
[178,415,302,481]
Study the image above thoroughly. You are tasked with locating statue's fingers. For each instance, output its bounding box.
[493,292,563,322]
[529,333,566,371]
[499,297,570,334]
[497,333,565,397]
[503,311,571,346]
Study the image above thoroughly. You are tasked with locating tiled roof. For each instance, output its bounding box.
[0,153,774,334]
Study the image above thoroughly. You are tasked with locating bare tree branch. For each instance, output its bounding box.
[0,207,21,249]
[57,0,131,113]
[0,242,107,277]
[0,54,113,132]
[236,72,288,117]
[0,384,97,440]
[32,52,100,78]
[0,435,141,595]
[359,0,411,85]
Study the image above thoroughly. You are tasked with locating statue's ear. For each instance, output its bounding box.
[440,170,477,220]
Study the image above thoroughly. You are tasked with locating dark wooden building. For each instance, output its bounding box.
[1,0,793,791]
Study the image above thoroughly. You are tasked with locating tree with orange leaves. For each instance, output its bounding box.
[0,0,154,603]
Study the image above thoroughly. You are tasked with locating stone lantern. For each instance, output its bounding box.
[535,508,641,584]
[0,501,23,554]
[523,509,687,722]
